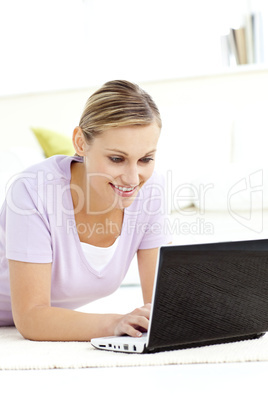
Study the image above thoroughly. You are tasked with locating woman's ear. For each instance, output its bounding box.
[72,127,87,156]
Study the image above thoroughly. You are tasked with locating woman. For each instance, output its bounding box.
[0,80,171,341]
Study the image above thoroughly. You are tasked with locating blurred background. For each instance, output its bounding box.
[1,0,268,95]
[0,0,268,229]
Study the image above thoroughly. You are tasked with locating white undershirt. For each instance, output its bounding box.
[80,237,120,271]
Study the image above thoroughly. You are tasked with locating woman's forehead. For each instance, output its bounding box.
[93,124,160,147]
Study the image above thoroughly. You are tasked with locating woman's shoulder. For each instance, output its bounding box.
[15,155,80,186]
[142,170,166,193]
[5,155,80,203]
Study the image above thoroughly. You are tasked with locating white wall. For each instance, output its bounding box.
[1,65,268,165]
[0,0,228,96]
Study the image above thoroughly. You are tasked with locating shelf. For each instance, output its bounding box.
[141,63,268,87]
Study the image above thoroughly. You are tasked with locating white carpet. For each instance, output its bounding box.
[0,327,268,370]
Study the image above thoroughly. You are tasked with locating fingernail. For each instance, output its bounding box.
[137,332,142,337]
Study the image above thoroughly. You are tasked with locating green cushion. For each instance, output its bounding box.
[31,127,74,157]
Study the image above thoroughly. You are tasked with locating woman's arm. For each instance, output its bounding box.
[9,260,150,341]
[137,247,159,304]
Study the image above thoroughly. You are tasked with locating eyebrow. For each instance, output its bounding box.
[105,148,157,156]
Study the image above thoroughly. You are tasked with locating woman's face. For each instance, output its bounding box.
[81,123,160,213]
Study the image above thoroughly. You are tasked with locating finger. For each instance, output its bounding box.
[114,320,142,337]
[121,323,147,338]
[125,316,149,335]
[132,306,151,319]
[122,325,144,338]
[116,315,149,337]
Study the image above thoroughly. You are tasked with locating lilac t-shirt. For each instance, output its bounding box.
[0,155,172,325]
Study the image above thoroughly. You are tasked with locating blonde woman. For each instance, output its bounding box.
[0,80,171,341]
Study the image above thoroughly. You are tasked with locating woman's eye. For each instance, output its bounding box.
[140,157,154,164]
[109,156,154,164]
[109,156,123,163]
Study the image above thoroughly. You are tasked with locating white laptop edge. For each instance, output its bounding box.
[91,246,164,354]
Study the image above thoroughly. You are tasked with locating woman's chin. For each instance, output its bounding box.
[109,185,140,209]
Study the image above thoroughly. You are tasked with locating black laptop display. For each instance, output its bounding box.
[91,239,268,353]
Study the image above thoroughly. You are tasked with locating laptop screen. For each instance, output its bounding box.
[147,239,268,351]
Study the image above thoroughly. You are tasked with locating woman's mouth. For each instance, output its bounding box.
[109,183,138,198]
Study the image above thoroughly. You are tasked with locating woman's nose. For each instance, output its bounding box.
[121,165,140,186]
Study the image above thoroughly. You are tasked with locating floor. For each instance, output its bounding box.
[2,362,268,401]
[1,208,268,401]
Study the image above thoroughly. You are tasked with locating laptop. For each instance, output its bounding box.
[91,239,268,353]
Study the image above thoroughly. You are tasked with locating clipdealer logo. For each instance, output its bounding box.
[227,170,263,233]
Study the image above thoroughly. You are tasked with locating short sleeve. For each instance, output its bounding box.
[5,178,52,263]
[138,172,172,250]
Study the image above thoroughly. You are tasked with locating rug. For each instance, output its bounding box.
[0,327,268,370]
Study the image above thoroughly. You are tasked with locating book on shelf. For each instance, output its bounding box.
[232,27,247,65]
[220,34,232,67]
[245,13,254,64]
[221,30,239,67]
[221,11,264,67]
[252,11,264,64]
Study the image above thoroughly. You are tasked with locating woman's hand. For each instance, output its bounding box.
[113,303,152,338]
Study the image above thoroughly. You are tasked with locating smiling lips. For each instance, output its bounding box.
[110,183,138,198]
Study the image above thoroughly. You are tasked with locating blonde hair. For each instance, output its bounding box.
[79,80,161,143]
